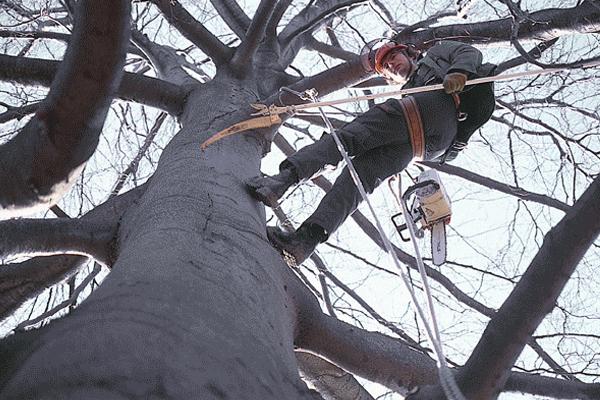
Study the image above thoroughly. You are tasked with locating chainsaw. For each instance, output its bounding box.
[392,170,451,266]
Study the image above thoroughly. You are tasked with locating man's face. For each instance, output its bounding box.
[382,50,415,83]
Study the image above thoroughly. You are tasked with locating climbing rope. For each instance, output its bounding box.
[292,88,467,400]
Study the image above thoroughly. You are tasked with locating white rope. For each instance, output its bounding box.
[303,90,466,400]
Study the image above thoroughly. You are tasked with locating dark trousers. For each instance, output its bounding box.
[283,94,457,237]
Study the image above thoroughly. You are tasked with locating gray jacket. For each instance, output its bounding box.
[406,41,496,161]
[406,40,496,88]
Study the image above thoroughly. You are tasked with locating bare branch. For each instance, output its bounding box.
[0,219,115,265]
[418,161,572,212]
[275,59,372,109]
[306,37,357,62]
[150,0,232,66]
[279,0,368,66]
[500,1,600,70]
[111,112,168,196]
[0,54,187,115]
[266,0,293,39]
[279,0,368,49]
[0,29,71,42]
[0,184,146,322]
[0,0,130,218]
[15,263,102,331]
[397,11,456,35]
[209,0,250,38]
[495,38,559,74]
[309,252,423,350]
[0,255,87,323]
[393,1,600,47]
[230,0,277,73]
[130,30,198,85]
[295,305,600,398]
[0,102,39,124]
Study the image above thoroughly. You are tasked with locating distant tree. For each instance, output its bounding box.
[0,1,599,399]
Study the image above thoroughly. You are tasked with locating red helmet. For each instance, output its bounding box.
[374,42,419,75]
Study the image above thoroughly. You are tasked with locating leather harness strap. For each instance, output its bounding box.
[398,96,425,160]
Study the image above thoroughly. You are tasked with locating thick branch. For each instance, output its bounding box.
[266,0,292,39]
[151,0,231,66]
[419,161,571,212]
[0,219,114,265]
[275,59,372,109]
[0,29,71,42]
[0,184,146,322]
[0,102,39,124]
[230,0,277,73]
[306,37,357,62]
[296,351,375,400]
[0,54,187,115]
[0,0,130,218]
[209,0,250,38]
[0,29,144,58]
[130,30,198,85]
[393,0,600,47]
[454,176,600,400]
[0,255,87,323]
[287,271,600,399]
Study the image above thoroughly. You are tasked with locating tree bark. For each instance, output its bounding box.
[0,74,319,399]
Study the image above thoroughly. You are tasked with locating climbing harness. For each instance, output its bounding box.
[200,59,600,150]
[288,87,467,400]
[392,169,452,266]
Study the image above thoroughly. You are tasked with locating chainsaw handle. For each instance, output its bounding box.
[391,212,412,242]
[401,179,439,202]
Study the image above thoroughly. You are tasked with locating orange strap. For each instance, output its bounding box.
[451,93,461,109]
[398,97,425,160]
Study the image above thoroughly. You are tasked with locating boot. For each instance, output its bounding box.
[267,223,327,265]
[246,167,298,208]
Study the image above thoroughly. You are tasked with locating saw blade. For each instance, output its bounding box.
[431,221,447,266]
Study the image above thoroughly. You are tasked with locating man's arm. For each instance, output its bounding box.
[435,40,484,76]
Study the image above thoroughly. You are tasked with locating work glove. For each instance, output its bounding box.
[442,72,468,94]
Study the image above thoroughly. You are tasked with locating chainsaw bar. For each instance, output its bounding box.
[431,221,447,266]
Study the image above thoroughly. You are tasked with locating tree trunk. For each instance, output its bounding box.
[0,76,316,399]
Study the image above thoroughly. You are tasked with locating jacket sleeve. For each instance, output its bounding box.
[429,41,483,77]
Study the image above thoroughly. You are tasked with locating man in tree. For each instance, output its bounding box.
[247,40,497,264]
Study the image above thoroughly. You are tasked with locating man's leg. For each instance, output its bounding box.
[268,142,414,264]
[248,99,408,207]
